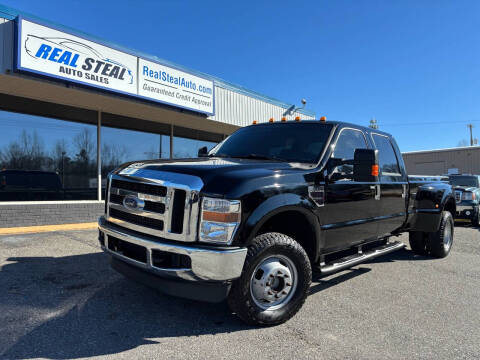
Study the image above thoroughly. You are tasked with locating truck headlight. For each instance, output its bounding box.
[462,192,476,201]
[199,197,241,245]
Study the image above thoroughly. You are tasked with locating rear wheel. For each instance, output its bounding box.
[429,211,454,258]
[228,232,312,326]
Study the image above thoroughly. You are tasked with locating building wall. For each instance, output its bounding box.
[0,203,103,227]
[402,146,480,175]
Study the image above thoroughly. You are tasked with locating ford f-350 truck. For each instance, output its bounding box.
[98,120,456,326]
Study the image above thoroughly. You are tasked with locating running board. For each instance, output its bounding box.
[320,241,405,275]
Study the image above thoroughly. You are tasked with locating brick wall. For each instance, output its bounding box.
[0,203,104,228]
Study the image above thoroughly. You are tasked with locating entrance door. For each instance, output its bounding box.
[320,128,379,252]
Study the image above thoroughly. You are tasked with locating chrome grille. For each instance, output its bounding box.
[106,171,202,242]
[455,190,462,203]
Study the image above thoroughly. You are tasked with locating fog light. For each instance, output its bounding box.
[466,211,471,216]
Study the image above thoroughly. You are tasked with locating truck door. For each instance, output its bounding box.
[321,128,380,252]
[370,133,408,236]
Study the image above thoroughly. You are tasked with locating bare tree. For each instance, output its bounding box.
[73,128,95,163]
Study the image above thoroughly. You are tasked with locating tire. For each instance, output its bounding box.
[409,231,428,255]
[429,211,454,258]
[472,208,480,227]
[228,232,312,326]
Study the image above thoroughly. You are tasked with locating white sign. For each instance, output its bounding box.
[16,17,215,115]
[17,18,138,95]
[138,58,214,115]
[447,168,459,175]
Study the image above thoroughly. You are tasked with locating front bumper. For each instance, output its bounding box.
[98,216,247,282]
[455,203,478,222]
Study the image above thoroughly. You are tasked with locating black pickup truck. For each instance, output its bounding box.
[98,120,456,326]
[449,174,480,226]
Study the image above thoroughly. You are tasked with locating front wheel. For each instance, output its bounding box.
[228,232,312,326]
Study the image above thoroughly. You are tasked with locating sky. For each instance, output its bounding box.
[1,0,480,152]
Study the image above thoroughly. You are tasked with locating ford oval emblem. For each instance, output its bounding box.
[123,195,145,211]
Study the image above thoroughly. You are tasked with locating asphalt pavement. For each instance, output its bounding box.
[0,225,479,359]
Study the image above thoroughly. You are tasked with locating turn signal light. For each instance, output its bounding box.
[281,117,287,122]
[202,211,241,223]
[295,116,301,121]
[371,165,379,177]
[269,118,274,123]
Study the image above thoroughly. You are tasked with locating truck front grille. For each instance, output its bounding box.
[106,174,200,242]
[109,207,164,231]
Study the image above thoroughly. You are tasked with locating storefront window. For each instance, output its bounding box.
[173,136,217,158]
[101,126,171,198]
[0,110,97,201]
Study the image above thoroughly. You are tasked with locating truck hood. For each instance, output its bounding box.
[453,186,477,192]
[116,157,314,196]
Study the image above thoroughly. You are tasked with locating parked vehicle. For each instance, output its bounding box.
[0,169,63,201]
[448,174,480,226]
[98,120,456,326]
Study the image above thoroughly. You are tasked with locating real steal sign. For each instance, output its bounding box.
[17,18,137,95]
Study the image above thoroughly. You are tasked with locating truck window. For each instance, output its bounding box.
[371,134,401,180]
[210,123,333,164]
[331,128,367,181]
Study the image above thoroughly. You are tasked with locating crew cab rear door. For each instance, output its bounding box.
[370,133,408,236]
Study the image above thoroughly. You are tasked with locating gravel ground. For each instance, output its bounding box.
[0,225,479,359]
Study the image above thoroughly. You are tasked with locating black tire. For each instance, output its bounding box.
[429,211,454,258]
[409,231,428,255]
[472,208,480,227]
[228,232,312,326]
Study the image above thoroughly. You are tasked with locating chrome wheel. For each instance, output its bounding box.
[250,255,298,311]
[443,220,453,251]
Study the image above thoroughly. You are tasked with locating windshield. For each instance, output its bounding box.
[210,123,333,163]
[449,176,479,187]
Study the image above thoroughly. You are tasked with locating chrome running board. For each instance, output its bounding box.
[320,241,405,275]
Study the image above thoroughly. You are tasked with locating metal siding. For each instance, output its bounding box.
[208,86,315,128]
[0,17,5,73]
[403,147,480,175]
[3,18,12,74]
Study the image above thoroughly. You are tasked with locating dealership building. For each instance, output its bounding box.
[0,6,315,228]
[403,146,480,176]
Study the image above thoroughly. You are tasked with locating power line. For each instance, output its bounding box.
[380,120,480,127]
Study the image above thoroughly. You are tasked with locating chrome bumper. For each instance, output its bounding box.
[456,204,475,212]
[98,216,247,282]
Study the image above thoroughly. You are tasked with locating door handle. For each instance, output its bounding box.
[370,185,381,200]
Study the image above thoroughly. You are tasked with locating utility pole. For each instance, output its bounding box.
[468,124,474,146]
[369,118,378,129]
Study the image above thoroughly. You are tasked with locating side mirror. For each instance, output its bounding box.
[197,146,208,157]
[353,148,379,182]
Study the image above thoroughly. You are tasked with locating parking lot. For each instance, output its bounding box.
[0,225,479,360]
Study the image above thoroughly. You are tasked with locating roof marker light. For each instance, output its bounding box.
[252,120,257,125]
[295,116,301,121]
[320,116,327,122]
[269,118,274,123]
[281,117,287,122]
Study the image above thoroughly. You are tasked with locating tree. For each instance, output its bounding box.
[0,130,46,170]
